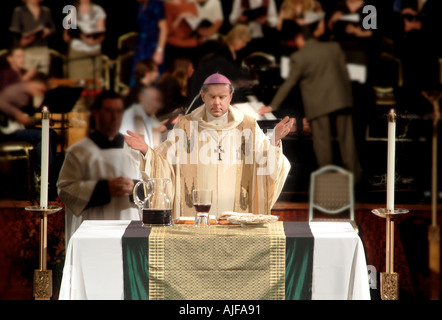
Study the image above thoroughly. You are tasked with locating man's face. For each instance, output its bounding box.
[139,87,163,115]
[201,84,232,118]
[7,49,25,70]
[93,98,124,138]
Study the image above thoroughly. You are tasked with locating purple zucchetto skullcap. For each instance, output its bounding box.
[203,73,231,85]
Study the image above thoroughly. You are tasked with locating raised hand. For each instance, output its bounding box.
[272,116,295,146]
[123,130,148,155]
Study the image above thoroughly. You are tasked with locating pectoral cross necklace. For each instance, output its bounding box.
[215,145,224,161]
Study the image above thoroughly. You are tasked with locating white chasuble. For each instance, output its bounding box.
[57,138,141,245]
[142,105,291,219]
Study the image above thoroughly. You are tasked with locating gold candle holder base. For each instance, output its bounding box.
[25,205,62,300]
[380,272,399,300]
[33,269,52,300]
[428,225,440,300]
[372,208,408,300]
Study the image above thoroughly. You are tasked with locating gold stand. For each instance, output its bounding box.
[25,205,62,300]
[372,208,409,300]
[380,272,399,300]
[425,90,440,300]
[429,225,440,300]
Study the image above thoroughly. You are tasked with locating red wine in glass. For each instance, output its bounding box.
[193,190,212,227]
[193,204,211,213]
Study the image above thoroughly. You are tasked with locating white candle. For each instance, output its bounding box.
[386,109,396,212]
[40,107,50,208]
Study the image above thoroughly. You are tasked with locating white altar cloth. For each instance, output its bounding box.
[59,221,370,300]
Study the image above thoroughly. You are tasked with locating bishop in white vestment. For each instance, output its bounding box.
[124,73,294,219]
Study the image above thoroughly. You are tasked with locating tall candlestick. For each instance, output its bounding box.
[371,109,408,299]
[40,107,50,208]
[386,110,396,212]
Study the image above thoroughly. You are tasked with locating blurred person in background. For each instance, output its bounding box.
[164,0,205,69]
[260,22,361,182]
[192,0,224,57]
[157,57,194,119]
[57,91,141,245]
[9,0,56,75]
[121,85,166,149]
[0,46,37,91]
[63,0,107,80]
[130,0,167,86]
[124,58,159,107]
[229,0,279,59]
[0,73,58,171]
[188,24,252,110]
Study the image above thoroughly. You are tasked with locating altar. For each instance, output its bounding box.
[59,220,370,300]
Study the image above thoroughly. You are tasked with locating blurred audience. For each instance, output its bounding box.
[327,0,379,71]
[260,21,361,182]
[188,23,252,109]
[1,0,440,200]
[9,0,56,75]
[157,57,194,118]
[193,0,224,56]
[130,0,167,86]
[63,0,107,81]
[0,73,57,166]
[392,0,441,114]
[229,0,279,58]
[164,0,205,69]
[124,58,159,107]
[0,46,37,91]
[277,0,325,39]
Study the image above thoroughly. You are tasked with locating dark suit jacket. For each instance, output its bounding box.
[270,39,353,120]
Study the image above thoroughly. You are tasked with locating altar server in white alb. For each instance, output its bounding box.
[57,91,141,245]
[124,73,294,218]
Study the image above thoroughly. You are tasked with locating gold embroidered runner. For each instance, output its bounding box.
[148,222,286,300]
